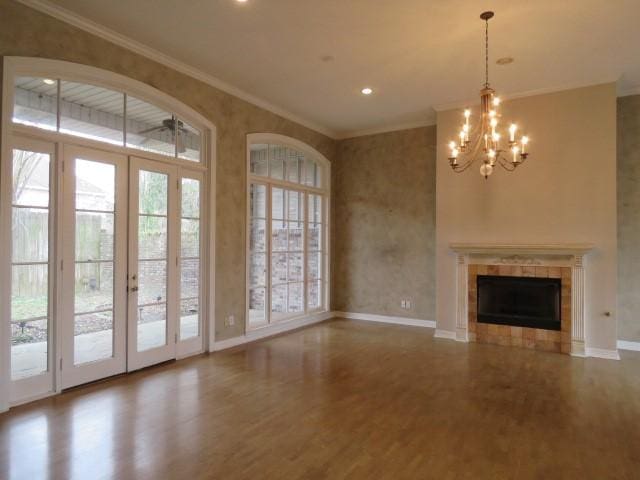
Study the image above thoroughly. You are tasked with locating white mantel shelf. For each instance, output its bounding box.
[449,243,594,256]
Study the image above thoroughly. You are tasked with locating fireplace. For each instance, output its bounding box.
[477,275,561,331]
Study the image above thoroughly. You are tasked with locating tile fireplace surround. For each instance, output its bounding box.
[449,243,594,356]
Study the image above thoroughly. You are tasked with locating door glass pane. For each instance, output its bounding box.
[250,219,266,252]
[12,149,50,207]
[176,117,202,162]
[75,212,114,261]
[126,96,176,157]
[13,77,58,131]
[60,81,124,145]
[180,259,199,299]
[75,160,115,210]
[137,303,167,351]
[74,262,114,313]
[139,216,167,259]
[181,219,200,257]
[181,178,200,217]
[137,168,169,351]
[74,159,116,365]
[180,299,199,340]
[11,265,48,322]
[288,253,303,282]
[12,208,49,262]
[138,171,168,215]
[74,312,113,364]
[11,148,51,380]
[138,260,167,305]
[180,178,201,340]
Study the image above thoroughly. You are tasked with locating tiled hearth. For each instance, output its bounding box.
[468,264,572,354]
[450,243,594,356]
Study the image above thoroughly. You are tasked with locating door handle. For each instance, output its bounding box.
[130,286,139,292]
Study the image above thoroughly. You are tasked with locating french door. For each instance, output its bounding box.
[61,146,128,388]
[127,157,178,371]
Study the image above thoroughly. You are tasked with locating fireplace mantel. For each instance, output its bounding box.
[450,243,594,256]
[448,243,594,356]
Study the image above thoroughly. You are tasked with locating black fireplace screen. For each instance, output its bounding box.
[477,275,561,331]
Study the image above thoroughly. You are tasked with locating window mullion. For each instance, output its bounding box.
[266,184,272,324]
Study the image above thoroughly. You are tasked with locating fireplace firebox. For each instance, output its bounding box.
[477,275,561,331]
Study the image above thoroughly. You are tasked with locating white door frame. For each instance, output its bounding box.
[176,169,206,358]
[60,145,128,389]
[127,156,179,371]
[1,57,217,411]
[4,136,58,405]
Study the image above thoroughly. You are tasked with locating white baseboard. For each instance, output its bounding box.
[617,340,640,352]
[211,310,335,352]
[585,347,621,360]
[334,311,436,328]
[434,329,457,340]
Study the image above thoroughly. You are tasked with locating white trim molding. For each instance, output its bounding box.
[618,340,640,352]
[434,329,457,340]
[17,0,337,139]
[335,311,436,329]
[212,311,334,352]
[585,348,621,360]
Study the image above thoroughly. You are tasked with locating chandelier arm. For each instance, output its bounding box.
[497,156,517,171]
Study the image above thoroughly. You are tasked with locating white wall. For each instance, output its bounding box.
[436,83,618,350]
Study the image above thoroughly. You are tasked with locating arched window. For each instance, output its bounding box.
[247,134,330,328]
[1,57,215,408]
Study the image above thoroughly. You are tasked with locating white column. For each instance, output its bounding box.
[571,254,586,356]
[455,254,469,342]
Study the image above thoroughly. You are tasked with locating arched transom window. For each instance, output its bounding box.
[247,135,329,328]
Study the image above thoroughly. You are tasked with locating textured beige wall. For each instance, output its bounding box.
[617,95,640,342]
[333,127,437,320]
[0,0,336,341]
[436,83,618,350]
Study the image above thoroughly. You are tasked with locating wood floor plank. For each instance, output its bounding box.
[1,318,639,479]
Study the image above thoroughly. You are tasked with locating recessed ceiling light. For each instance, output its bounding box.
[236,0,248,3]
[496,57,514,65]
[43,78,55,85]
[361,87,373,95]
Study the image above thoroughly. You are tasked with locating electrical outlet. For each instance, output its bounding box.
[406,300,412,309]
[225,315,235,327]
[400,300,406,309]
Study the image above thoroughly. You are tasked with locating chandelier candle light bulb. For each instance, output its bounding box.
[447,11,531,179]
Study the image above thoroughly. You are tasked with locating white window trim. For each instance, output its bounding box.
[0,57,217,411]
[245,133,331,333]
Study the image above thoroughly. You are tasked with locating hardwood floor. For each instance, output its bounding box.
[1,318,639,479]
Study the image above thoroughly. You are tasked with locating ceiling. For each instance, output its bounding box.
[29,0,640,138]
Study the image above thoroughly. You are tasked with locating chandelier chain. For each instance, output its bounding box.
[485,18,489,88]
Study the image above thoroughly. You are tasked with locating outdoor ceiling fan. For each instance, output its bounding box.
[137,117,187,153]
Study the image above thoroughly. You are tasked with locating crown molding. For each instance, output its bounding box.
[336,117,437,140]
[433,78,620,113]
[619,84,640,97]
[17,0,338,139]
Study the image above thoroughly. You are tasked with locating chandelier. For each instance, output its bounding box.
[448,11,530,179]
